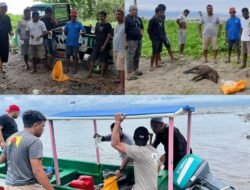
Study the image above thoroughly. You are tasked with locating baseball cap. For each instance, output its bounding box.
[6,104,20,113]
[133,127,149,146]
[70,10,78,17]
[229,7,236,13]
[151,117,163,123]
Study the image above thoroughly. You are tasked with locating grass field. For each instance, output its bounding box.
[142,19,228,59]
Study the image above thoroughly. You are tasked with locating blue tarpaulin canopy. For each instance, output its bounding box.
[48,105,195,120]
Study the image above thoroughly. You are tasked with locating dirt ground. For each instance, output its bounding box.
[0,53,122,95]
[126,55,250,95]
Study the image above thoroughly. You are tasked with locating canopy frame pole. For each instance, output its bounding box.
[48,120,61,185]
[93,120,101,165]
[186,112,192,154]
[168,117,174,190]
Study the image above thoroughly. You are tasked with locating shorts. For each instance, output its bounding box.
[162,35,171,49]
[178,29,187,45]
[20,39,29,56]
[29,45,45,59]
[113,51,125,71]
[43,39,56,56]
[5,183,45,190]
[202,36,218,50]
[152,40,162,54]
[90,46,109,63]
[66,46,79,58]
[241,41,250,54]
[228,40,240,50]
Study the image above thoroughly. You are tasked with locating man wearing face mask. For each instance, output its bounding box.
[0,104,20,149]
[150,118,191,170]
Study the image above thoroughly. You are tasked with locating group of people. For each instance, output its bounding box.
[123,3,250,76]
[199,5,250,68]
[0,2,124,87]
[95,114,190,189]
[0,105,190,189]
[0,105,54,189]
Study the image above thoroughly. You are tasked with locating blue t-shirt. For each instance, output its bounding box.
[225,17,241,40]
[65,21,85,46]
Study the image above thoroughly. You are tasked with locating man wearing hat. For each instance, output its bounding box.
[225,7,241,64]
[150,117,191,170]
[64,10,86,74]
[112,113,160,190]
[0,105,20,149]
[0,2,13,79]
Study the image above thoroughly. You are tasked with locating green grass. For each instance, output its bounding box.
[8,14,22,32]
[141,19,228,59]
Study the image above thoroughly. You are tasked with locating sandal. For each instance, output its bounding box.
[127,75,137,81]
[134,71,143,76]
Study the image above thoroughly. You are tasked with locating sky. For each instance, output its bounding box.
[125,0,250,15]
[0,95,250,116]
[3,0,40,14]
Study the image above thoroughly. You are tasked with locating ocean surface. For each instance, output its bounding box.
[15,106,250,189]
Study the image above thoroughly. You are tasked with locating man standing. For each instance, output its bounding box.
[225,7,241,64]
[176,9,190,56]
[0,104,20,149]
[125,5,143,81]
[113,9,126,92]
[17,8,31,70]
[240,8,250,69]
[150,118,191,170]
[112,113,160,190]
[26,11,48,73]
[0,110,54,190]
[0,2,13,79]
[198,5,222,64]
[64,10,85,74]
[87,11,112,78]
[157,4,176,64]
[41,7,58,69]
[94,122,133,178]
[148,7,164,70]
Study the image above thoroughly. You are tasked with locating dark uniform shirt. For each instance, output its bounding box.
[153,126,192,169]
[0,15,12,62]
[41,17,56,39]
[148,15,164,41]
[125,15,144,41]
[0,114,18,141]
[94,22,112,48]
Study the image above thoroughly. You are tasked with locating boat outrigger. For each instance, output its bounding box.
[0,105,235,190]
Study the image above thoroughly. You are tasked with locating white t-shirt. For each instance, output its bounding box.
[26,20,47,45]
[126,144,160,190]
[17,19,31,40]
[241,17,250,42]
[177,14,186,23]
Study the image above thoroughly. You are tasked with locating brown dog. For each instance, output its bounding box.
[183,65,219,83]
